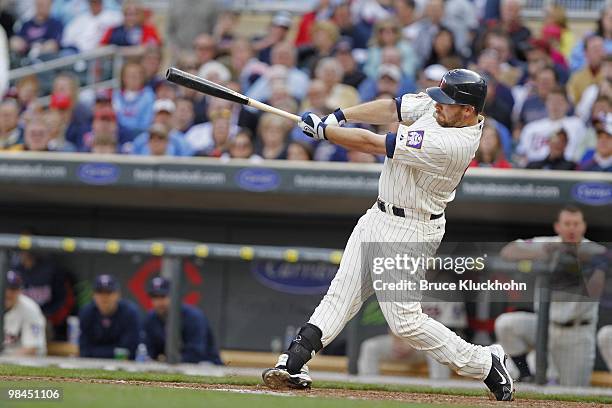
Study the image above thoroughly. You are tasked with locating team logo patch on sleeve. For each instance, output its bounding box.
[406,130,424,149]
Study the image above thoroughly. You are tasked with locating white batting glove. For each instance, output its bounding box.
[299,112,327,140]
[322,108,347,127]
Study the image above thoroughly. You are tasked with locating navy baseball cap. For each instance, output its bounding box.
[6,270,23,289]
[148,276,170,297]
[94,274,119,292]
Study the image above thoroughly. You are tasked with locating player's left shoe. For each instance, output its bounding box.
[484,344,515,401]
[262,353,312,389]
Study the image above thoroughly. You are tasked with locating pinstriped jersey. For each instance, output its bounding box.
[379,93,484,214]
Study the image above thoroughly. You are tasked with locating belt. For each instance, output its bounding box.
[552,320,592,328]
[377,198,443,220]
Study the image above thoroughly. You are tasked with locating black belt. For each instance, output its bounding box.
[377,199,443,220]
[552,320,592,328]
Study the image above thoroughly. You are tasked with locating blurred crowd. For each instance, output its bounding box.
[0,0,610,171]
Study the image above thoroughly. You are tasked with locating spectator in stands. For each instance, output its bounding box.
[228,37,267,94]
[247,42,310,103]
[359,47,417,100]
[526,129,576,171]
[490,0,531,60]
[540,4,573,59]
[198,113,235,158]
[517,65,558,129]
[516,86,586,166]
[580,120,611,172]
[166,0,220,56]
[256,113,290,160]
[0,99,22,149]
[61,0,122,53]
[51,0,121,26]
[0,26,7,97]
[424,27,463,69]
[9,0,63,62]
[192,33,217,71]
[364,17,418,80]
[394,0,419,42]
[330,1,370,50]
[297,20,340,74]
[81,105,117,152]
[79,274,141,359]
[334,37,367,89]
[300,79,330,117]
[576,55,612,123]
[252,11,293,65]
[212,10,238,56]
[569,4,612,72]
[100,0,161,49]
[11,245,75,340]
[287,140,314,161]
[45,107,77,152]
[2,270,46,356]
[469,124,511,168]
[411,0,445,63]
[479,29,523,88]
[354,0,395,38]
[567,35,605,105]
[113,60,155,144]
[497,206,606,386]
[14,75,40,111]
[477,60,514,132]
[141,46,163,88]
[315,57,360,110]
[294,0,336,48]
[154,80,177,102]
[50,72,92,148]
[375,64,402,99]
[172,97,195,137]
[91,133,117,154]
[221,128,262,162]
[131,99,192,156]
[144,276,222,364]
[9,116,54,152]
[443,0,478,59]
[185,98,240,155]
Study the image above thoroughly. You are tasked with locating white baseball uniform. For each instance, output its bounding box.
[597,325,612,371]
[3,293,46,356]
[494,236,603,386]
[308,92,494,380]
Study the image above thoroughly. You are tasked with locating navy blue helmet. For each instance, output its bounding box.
[426,69,487,113]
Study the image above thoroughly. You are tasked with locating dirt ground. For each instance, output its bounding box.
[2,375,608,408]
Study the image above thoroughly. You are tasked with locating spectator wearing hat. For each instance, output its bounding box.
[2,270,46,356]
[253,11,293,65]
[61,0,123,53]
[580,117,612,172]
[526,129,576,170]
[131,100,192,156]
[334,37,367,89]
[81,105,118,152]
[143,276,222,364]
[567,35,605,105]
[79,274,141,359]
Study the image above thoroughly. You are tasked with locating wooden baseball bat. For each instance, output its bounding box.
[165,67,301,123]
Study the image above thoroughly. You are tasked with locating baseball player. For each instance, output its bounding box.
[2,270,47,356]
[262,69,514,401]
[495,205,607,386]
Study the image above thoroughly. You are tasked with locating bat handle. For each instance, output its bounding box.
[248,99,301,123]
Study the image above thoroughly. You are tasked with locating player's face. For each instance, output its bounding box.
[4,288,19,310]
[434,103,471,127]
[151,295,170,316]
[93,291,120,316]
[554,211,587,243]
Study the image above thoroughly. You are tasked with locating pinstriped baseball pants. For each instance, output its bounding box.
[308,206,492,380]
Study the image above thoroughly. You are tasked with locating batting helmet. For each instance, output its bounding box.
[426,69,487,113]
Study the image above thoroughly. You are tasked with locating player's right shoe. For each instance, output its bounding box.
[262,353,312,390]
[484,344,515,401]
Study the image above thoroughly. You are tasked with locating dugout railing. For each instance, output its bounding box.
[0,233,569,384]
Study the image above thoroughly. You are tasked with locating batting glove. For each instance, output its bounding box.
[322,108,347,127]
[300,112,327,140]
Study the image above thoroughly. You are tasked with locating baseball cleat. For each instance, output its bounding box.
[484,344,515,401]
[262,354,312,389]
